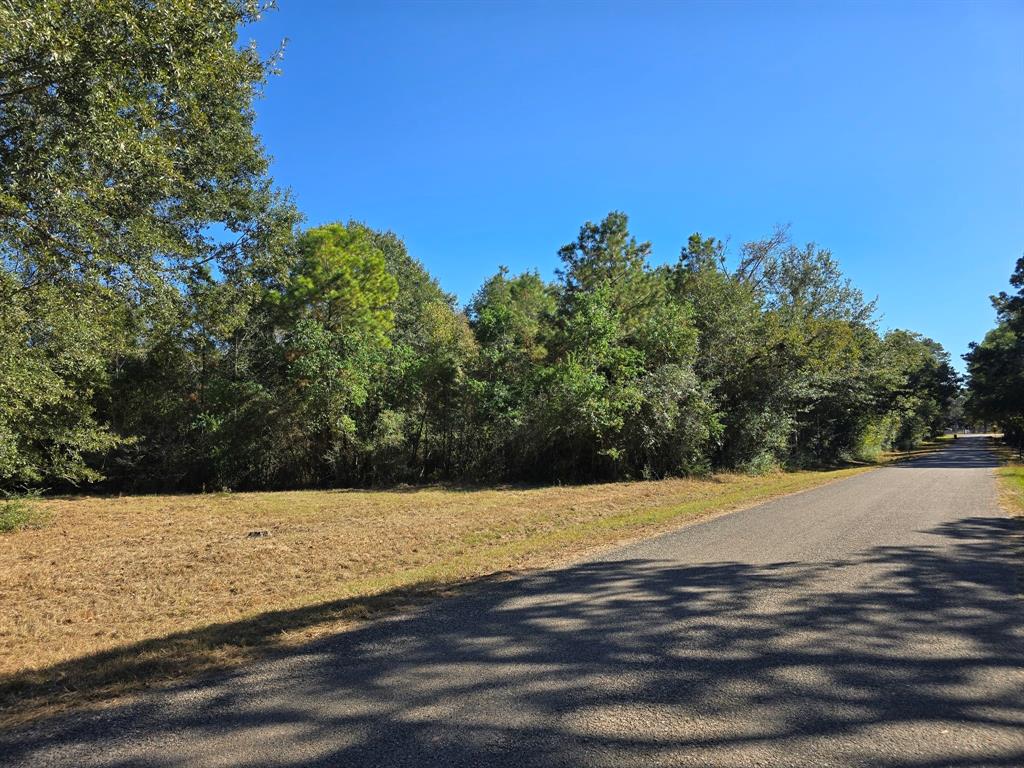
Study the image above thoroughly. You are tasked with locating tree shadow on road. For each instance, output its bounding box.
[3,511,1022,767]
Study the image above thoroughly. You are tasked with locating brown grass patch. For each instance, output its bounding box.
[986,437,1024,597]
[1,465,881,726]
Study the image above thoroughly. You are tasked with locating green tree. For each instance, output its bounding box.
[1,0,297,488]
[275,224,397,341]
[257,223,398,486]
[966,257,1024,450]
[0,276,124,484]
[0,0,292,289]
[556,211,653,319]
[531,285,645,479]
[350,224,473,483]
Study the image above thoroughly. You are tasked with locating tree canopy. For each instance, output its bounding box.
[965,257,1024,450]
[1,2,966,493]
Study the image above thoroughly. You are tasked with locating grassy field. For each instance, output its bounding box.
[999,464,1024,500]
[985,435,1024,515]
[995,454,1024,517]
[991,440,1024,604]
[1,450,941,726]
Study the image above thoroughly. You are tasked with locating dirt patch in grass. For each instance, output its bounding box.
[0,465,879,726]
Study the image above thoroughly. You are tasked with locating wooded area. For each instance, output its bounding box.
[965,257,1024,454]
[3,1,1016,497]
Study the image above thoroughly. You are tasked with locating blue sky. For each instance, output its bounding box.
[248,0,1023,370]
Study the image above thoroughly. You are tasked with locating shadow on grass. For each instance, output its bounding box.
[0,575,504,728]
[44,453,875,504]
[2,509,1022,767]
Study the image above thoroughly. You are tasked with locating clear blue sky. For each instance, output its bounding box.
[248,0,1023,370]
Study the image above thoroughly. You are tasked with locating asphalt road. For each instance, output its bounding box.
[4,436,1022,767]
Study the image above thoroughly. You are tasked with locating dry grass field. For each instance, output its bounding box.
[2,463,899,725]
[999,463,1024,506]
[994,448,1024,523]
[990,440,1024,601]
[988,436,1024,516]
[997,460,1024,509]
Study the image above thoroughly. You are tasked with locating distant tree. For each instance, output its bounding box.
[878,331,960,448]
[274,223,397,340]
[467,268,556,477]
[965,325,1023,445]
[556,211,653,319]
[992,256,1024,329]
[965,257,1024,450]
[531,284,645,479]
[349,224,458,483]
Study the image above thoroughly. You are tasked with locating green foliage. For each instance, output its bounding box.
[0,275,124,485]
[0,4,966,492]
[556,212,653,318]
[624,364,720,478]
[0,491,47,533]
[1,0,298,489]
[533,285,646,478]
[966,257,1024,448]
[878,330,960,448]
[275,224,398,341]
[0,0,291,290]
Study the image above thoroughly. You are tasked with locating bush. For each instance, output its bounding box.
[0,492,48,533]
[742,451,780,476]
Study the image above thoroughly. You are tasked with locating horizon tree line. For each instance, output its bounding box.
[0,0,982,494]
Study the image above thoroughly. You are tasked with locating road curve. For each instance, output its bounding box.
[4,436,1022,767]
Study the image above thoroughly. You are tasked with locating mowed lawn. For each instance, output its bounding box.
[997,461,1024,516]
[990,435,1024,518]
[1,466,875,723]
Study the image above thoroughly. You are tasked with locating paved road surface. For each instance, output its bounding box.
[3,436,1022,767]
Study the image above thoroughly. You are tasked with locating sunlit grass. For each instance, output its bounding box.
[997,463,1024,516]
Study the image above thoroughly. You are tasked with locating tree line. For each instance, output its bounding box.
[965,258,1024,452]
[1,1,963,493]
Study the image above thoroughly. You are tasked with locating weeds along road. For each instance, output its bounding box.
[4,435,1022,767]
